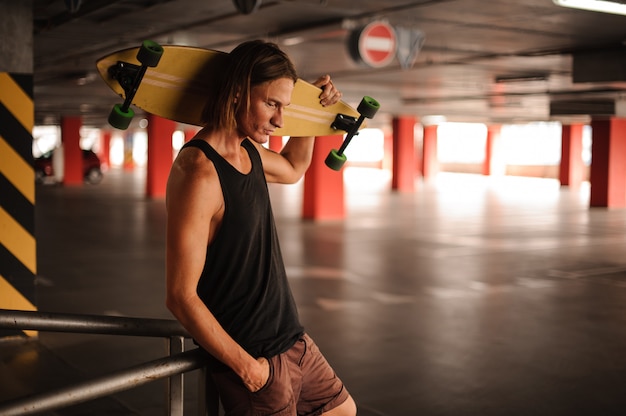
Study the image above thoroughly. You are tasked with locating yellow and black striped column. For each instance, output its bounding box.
[0,72,37,337]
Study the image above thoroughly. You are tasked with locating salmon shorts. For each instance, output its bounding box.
[211,333,350,416]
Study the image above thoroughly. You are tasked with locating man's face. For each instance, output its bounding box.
[237,77,294,144]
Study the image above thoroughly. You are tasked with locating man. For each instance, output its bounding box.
[165,40,356,416]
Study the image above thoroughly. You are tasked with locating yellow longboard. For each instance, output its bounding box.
[96,44,363,137]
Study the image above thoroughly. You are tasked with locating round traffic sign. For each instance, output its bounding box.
[350,21,397,68]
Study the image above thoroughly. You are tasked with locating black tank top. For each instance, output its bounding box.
[182,139,303,362]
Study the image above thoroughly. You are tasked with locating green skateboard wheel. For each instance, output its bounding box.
[137,40,164,67]
[357,96,380,119]
[108,104,134,130]
[325,149,347,171]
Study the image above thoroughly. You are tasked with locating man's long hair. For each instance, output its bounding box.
[201,40,298,132]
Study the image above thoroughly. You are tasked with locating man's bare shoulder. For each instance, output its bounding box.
[167,143,222,205]
[172,144,216,179]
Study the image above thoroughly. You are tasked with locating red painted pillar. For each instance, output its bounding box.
[302,135,344,220]
[146,115,176,198]
[100,130,111,169]
[559,123,585,188]
[269,136,283,152]
[391,116,417,192]
[61,116,83,186]
[422,124,438,180]
[483,125,502,176]
[589,117,626,207]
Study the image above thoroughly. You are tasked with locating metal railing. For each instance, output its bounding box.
[0,309,218,416]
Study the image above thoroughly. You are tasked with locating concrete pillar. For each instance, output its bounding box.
[0,0,37,337]
[100,130,112,169]
[482,125,506,176]
[184,128,199,143]
[559,124,585,188]
[123,131,135,171]
[61,116,83,186]
[302,135,345,220]
[589,117,626,207]
[422,124,439,180]
[146,114,175,198]
[391,116,417,192]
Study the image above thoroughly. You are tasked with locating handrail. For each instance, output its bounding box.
[0,348,206,416]
[0,309,190,337]
[0,309,214,416]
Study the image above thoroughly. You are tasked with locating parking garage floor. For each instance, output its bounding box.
[2,166,626,415]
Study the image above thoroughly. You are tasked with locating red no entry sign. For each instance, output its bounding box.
[352,21,397,68]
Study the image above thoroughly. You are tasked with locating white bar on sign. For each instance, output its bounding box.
[363,36,394,52]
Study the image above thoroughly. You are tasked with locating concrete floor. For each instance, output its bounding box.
[2,167,626,415]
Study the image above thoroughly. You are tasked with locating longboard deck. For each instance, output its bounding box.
[97,45,362,137]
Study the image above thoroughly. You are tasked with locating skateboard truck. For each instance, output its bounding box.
[109,61,142,92]
[107,40,164,130]
[325,96,380,171]
[331,113,358,132]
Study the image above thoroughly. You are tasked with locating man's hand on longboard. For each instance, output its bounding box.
[312,75,342,107]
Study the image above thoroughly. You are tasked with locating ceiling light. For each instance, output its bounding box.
[282,36,305,46]
[75,73,97,86]
[495,74,548,83]
[421,115,447,126]
[553,0,626,16]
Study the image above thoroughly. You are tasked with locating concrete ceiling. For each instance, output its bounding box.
[32,0,626,129]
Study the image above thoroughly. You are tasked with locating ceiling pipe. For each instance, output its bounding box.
[35,0,171,34]
[232,0,262,14]
[64,0,83,13]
